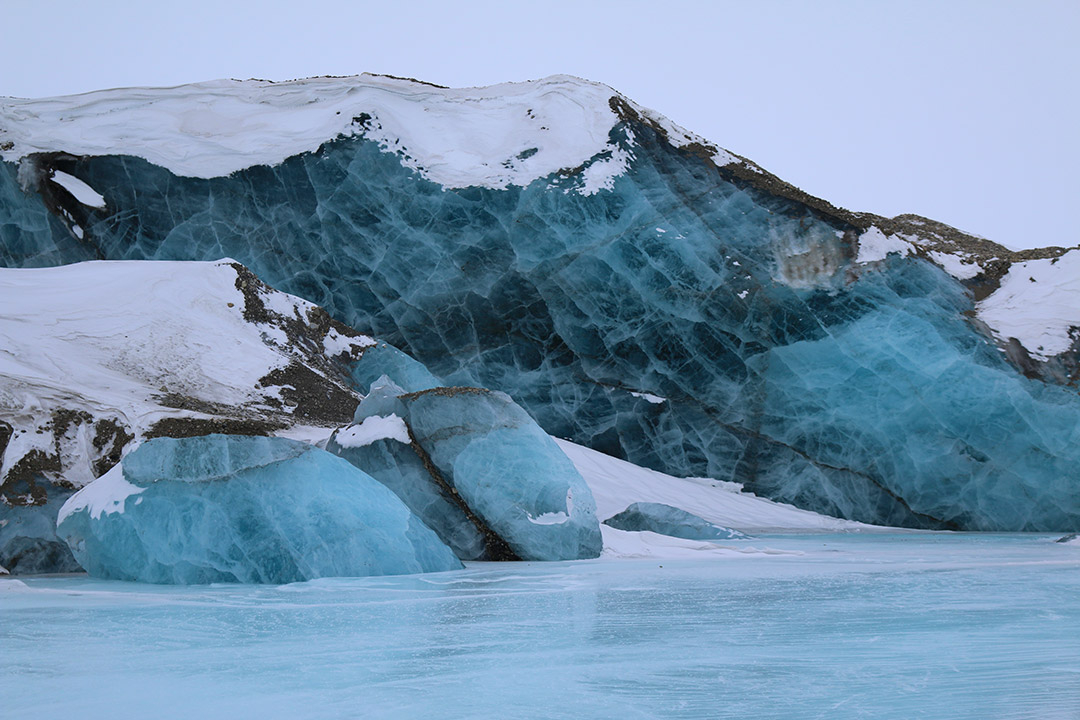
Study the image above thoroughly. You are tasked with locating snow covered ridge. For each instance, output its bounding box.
[0,259,376,506]
[0,74,752,191]
[851,222,1080,363]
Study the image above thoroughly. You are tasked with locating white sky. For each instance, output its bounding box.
[2,0,1076,251]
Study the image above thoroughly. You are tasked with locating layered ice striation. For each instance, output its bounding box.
[4,75,1080,530]
[328,377,603,561]
[603,502,751,541]
[56,434,462,583]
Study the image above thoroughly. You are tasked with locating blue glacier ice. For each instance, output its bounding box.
[349,342,442,393]
[326,379,494,560]
[329,378,603,561]
[4,88,1080,530]
[0,490,82,574]
[603,502,751,541]
[56,434,462,583]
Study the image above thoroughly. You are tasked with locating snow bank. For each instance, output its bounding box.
[556,438,875,534]
[976,249,1080,360]
[0,74,750,191]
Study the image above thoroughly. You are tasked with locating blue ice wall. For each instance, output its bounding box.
[4,119,1080,530]
[57,435,462,583]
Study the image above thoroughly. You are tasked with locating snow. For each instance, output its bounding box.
[629,391,666,404]
[57,464,145,524]
[526,489,573,526]
[976,249,1080,359]
[927,249,981,280]
[49,170,106,208]
[0,259,373,488]
[855,226,914,264]
[0,74,752,192]
[555,438,876,535]
[0,261,282,466]
[334,414,411,448]
[322,327,375,358]
[576,146,633,196]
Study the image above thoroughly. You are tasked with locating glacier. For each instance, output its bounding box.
[603,502,751,542]
[329,377,603,561]
[56,434,462,583]
[2,74,1080,532]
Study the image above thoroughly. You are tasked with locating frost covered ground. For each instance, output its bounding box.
[3,532,1078,720]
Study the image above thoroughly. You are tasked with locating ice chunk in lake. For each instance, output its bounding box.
[603,502,751,541]
[56,434,462,584]
[326,407,492,561]
[332,382,602,561]
[403,387,603,561]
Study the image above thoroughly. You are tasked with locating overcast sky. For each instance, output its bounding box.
[2,0,1076,251]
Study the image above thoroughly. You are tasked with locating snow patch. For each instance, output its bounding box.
[57,464,145,524]
[629,391,666,404]
[576,146,632,196]
[528,489,574,525]
[977,249,1080,360]
[335,414,411,448]
[855,226,914,264]
[322,327,376,358]
[49,170,106,208]
[927,250,982,280]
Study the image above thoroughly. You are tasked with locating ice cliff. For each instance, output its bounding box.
[3,74,1080,533]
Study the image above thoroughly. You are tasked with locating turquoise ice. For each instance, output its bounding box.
[4,119,1080,530]
[56,434,462,583]
[330,379,603,561]
[327,380,491,560]
[603,502,751,541]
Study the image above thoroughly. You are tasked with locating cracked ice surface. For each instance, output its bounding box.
[2,533,1079,719]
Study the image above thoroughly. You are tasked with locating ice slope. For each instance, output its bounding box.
[3,74,1080,531]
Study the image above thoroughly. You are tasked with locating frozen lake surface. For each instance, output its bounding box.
[4,532,1079,719]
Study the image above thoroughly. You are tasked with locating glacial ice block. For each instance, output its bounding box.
[56,434,462,584]
[401,388,603,561]
[331,380,602,560]
[603,502,751,541]
[326,420,490,560]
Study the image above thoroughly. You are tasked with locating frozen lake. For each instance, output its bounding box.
[4,532,1079,719]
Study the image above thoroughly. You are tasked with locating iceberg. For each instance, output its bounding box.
[330,379,603,561]
[56,434,462,583]
[603,502,751,541]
